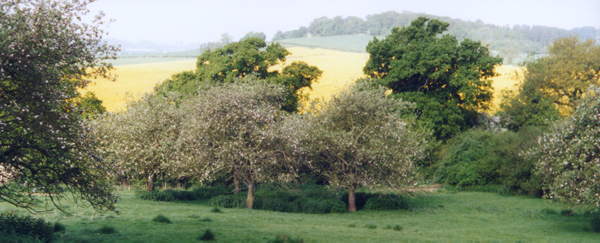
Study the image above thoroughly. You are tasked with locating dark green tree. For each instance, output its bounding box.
[364,17,502,139]
[0,0,118,211]
[155,38,322,112]
[74,92,107,120]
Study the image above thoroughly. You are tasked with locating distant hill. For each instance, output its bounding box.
[273,11,600,64]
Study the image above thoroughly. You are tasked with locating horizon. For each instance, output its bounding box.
[90,0,600,46]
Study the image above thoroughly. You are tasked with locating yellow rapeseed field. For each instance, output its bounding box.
[85,47,523,113]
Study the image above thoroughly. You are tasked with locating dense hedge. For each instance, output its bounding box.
[138,185,231,202]
[0,212,63,243]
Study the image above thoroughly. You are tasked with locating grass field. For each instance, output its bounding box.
[85,47,522,113]
[0,190,596,242]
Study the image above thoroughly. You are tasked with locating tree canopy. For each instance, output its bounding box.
[155,37,321,112]
[531,87,600,207]
[364,17,502,139]
[303,83,430,211]
[0,0,118,211]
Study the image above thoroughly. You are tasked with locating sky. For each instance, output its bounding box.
[89,0,600,45]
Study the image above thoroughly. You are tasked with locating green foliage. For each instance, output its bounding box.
[532,87,600,206]
[0,212,55,243]
[499,90,560,131]
[434,128,542,195]
[138,185,231,202]
[154,38,321,112]
[210,208,223,214]
[52,223,65,233]
[73,92,106,119]
[97,225,117,234]
[152,215,172,224]
[198,229,215,241]
[267,235,304,243]
[364,17,502,139]
[0,0,118,211]
[365,224,377,229]
[0,233,42,243]
[519,38,600,115]
[363,194,409,210]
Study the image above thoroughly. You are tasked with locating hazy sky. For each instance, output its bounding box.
[89,0,600,44]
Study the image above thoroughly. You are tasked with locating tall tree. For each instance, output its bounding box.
[0,0,118,211]
[519,37,600,115]
[304,84,430,212]
[364,17,502,139]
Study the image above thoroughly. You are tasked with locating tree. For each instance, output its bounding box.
[364,17,502,139]
[531,87,600,206]
[518,37,600,115]
[0,0,118,211]
[155,38,322,112]
[89,94,184,192]
[178,82,299,208]
[304,84,430,212]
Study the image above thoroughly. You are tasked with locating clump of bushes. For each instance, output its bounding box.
[363,194,409,210]
[198,229,215,241]
[589,211,600,233]
[0,212,59,242]
[433,128,543,196]
[152,215,172,224]
[208,194,246,208]
[138,185,231,202]
[97,225,117,234]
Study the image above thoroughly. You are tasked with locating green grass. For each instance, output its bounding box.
[0,190,597,242]
[276,34,376,53]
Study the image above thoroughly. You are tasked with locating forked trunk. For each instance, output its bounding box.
[348,188,357,212]
[246,183,255,209]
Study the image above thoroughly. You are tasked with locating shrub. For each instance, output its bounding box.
[53,223,66,233]
[267,234,304,243]
[0,233,43,243]
[365,224,377,229]
[97,226,117,234]
[392,225,403,231]
[0,212,55,242]
[363,194,409,210]
[192,185,231,200]
[591,215,600,233]
[210,208,222,213]
[200,217,212,222]
[296,198,346,214]
[540,208,558,215]
[198,229,215,241]
[208,195,245,208]
[152,215,172,224]
[560,209,575,217]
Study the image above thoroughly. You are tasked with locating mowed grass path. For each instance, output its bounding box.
[1,191,596,242]
[86,47,522,113]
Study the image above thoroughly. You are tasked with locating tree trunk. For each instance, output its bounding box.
[233,175,241,194]
[246,182,255,209]
[146,174,155,192]
[348,188,357,212]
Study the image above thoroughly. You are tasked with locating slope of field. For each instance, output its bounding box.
[0,190,596,242]
[84,59,196,111]
[86,47,522,113]
[277,34,374,53]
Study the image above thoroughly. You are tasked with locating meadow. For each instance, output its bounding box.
[86,47,522,113]
[0,189,596,242]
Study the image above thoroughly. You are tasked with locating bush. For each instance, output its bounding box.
[364,194,409,210]
[198,229,215,241]
[365,224,377,229]
[97,226,117,234]
[267,235,304,243]
[192,185,231,200]
[433,128,542,195]
[296,198,346,214]
[0,212,55,243]
[210,208,223,213]
[52,223,66,233]
[591,213,600,233]
[139,185,232,202]
[0,233,43,243]
[208,195,245,208]
[340,192,372,210]
[152,215,172,224]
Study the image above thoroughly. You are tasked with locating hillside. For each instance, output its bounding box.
[273,11,599,64]
[86,47,521,113]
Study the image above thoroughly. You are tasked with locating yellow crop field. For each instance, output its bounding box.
[85,47,523,113]
[84,59,196,111]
